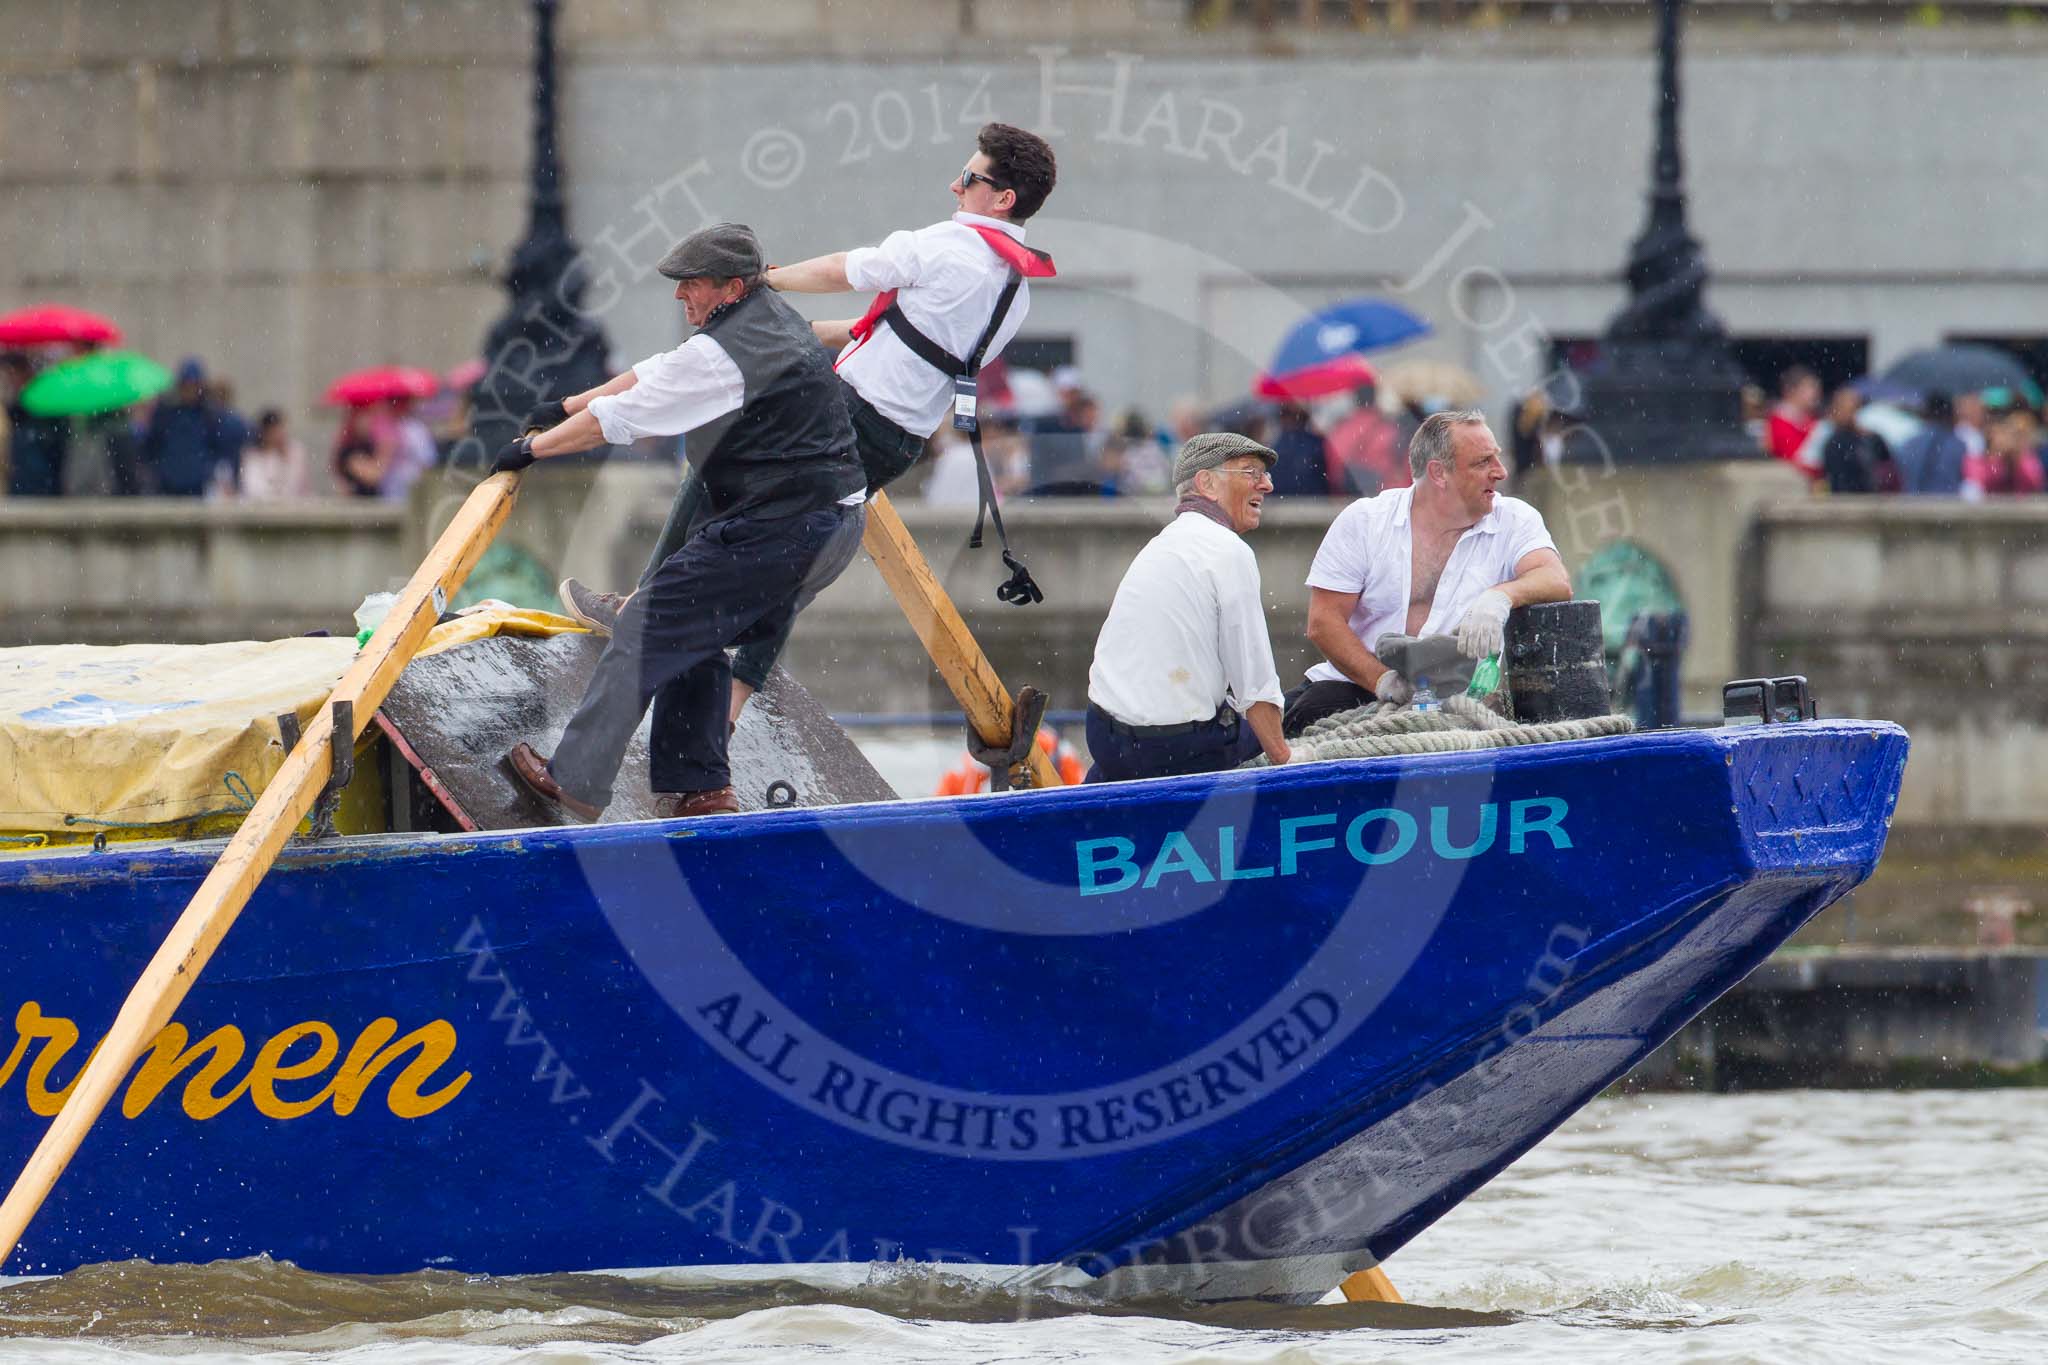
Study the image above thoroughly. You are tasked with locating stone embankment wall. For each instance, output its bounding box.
[0,0,529,435]
[1743,500,2048,945]
[0,497,407,646]
[1747,499,2048,831]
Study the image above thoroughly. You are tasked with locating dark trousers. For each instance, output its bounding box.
[1281,678,1374,737]
[844,383,927,493]
[1083,704,1262,783]
[553,502,864,804]
[636,380,918,689]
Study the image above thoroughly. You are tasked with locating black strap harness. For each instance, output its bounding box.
[874,274,1042,606]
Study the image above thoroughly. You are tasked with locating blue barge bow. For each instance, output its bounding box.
[0,720,1906,1301]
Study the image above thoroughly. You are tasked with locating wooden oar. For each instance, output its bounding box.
[0,471,522,1270]
[1339,1265,1403,1302]
[861,491,1062,790]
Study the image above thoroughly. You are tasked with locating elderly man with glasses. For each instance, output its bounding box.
[1084,433,1294,783]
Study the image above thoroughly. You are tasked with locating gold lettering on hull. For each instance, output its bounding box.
[0,1002,469,1122]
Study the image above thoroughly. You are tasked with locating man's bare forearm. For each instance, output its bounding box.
[1247,701,1290,766]
[529,410,606,459]
[1495,559,1572,608]
[766,253,852,294]
[813,318,855,350]
[1307,614,1389,692]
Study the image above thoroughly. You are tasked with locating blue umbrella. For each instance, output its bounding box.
[1879,343,2035,402]
[1259,298,1432,398]
[1848,374,1921,406]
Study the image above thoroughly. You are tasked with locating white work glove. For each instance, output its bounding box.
[1374,670,1413,706]
[1456,589,1513,660]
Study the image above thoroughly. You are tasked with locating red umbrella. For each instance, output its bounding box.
[0,304,123,347]
[1253,354,1376,402]
[324,365,441,406]
[444,357,488,392]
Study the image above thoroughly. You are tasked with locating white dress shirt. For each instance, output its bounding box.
[835,211,1032,438]
[588,334,746,447]
[1304,486,1558,684]
[1088,512,1285,727]
[588,333,862,506]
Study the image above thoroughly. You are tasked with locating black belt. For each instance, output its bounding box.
[1090,702,1236,740]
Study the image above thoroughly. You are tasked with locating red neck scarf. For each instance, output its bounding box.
[1175,493,1238,533]
[844,224,1056,357]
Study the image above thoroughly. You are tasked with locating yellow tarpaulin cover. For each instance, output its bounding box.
[0,638,359,833]
[414,604,589,659]
[0,608,586,834]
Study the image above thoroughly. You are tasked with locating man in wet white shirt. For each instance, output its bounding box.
[1085,433,1292,782]
[1284,410,1571,736]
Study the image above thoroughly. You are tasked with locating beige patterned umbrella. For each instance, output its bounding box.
[1378,359,1485,412]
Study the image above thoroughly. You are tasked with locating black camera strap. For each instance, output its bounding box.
[876,272,1040,606]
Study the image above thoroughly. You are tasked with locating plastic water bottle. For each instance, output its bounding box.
[352,591,398,647]
[353,591,397,635]
[1412,676,1439,713]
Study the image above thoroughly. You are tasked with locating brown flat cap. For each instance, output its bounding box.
[657,223,764,281]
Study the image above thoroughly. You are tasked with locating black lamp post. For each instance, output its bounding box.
[1563,0,1754,464]
[469,0,611,456]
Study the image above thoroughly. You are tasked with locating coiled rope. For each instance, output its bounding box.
[1246,693,1634,766]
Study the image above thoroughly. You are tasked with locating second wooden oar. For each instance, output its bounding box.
[1339,1264,1404,1303]
[0,471,522,1271]
[862,491,1062,790]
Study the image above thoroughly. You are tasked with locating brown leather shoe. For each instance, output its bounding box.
[506,742,604,823]
[655,786,740,819]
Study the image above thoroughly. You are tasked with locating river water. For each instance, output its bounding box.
[3,1088,2043,1362]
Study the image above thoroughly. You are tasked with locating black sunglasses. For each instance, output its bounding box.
[959,166,1010,194]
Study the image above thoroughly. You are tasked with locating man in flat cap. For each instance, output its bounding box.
[1083,433,1292,782]
[493,222,867,820]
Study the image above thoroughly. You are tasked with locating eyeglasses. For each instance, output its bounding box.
[1211,464,1274,483]
[959,166,1010,194]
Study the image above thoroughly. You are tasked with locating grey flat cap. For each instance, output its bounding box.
[657,222,764,281]
[1173,431,1277,486]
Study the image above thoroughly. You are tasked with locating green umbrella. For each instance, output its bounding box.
[20,350,172,418]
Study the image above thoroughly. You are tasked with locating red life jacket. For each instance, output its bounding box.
[840,224,1055,371]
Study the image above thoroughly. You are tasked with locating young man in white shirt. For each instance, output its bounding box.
[554,123,1058,724]
[1284,410,1572,736]
[1085,433,1293,782]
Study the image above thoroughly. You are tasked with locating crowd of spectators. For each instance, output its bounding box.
[914,363,1425,507]
[12,343,2039,508]
[1752,363,2047,498]
[919,353,2048,508]
[0,352,449,503]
